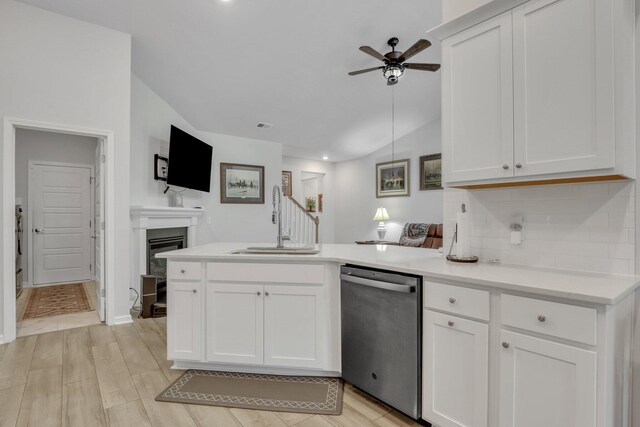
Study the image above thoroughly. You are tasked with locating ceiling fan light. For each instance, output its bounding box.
[383,65,404,81]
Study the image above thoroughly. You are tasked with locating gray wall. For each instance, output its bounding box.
[334,119,443,243]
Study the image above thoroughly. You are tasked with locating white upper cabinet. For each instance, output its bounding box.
[443,12,514,182]
[512,0,614,176]
[436,0,633,186]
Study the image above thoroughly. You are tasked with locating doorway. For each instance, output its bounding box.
[2,118,116,343]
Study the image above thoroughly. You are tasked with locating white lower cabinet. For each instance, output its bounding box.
[167,280,203,361]
[423,310,489,427]
[205,282,325,369]
[499,330,597,427]
[264,285,325,368]
[206,283,264,365]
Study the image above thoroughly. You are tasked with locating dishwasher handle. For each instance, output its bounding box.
[340,274,415,293]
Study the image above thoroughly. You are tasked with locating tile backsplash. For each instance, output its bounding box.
[443,181,636,275]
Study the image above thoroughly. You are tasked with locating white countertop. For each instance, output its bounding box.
[157,243,640,305]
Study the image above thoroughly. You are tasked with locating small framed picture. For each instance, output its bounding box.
[419,153,443,191]
[318,193,323,213]
[282,170,292,197]
[220,163,265,204]
[376,159,410,198]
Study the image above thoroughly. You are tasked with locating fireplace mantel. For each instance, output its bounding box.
[130,206,204,296]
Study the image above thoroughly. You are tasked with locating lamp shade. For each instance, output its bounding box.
[373,207,390,221]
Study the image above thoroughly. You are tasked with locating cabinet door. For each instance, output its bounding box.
[512,0,614,176]
[167,281,202,361]
[499,330,597,427]
[443,12,514,183]
[264,285,325,369]
[423,311,489,427]
[206,283,264,365]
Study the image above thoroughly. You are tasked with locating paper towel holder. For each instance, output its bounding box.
[446,223,479,263]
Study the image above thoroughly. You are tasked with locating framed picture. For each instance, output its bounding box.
[419,153,443,191]
[220,163,265,204]
[376,159,410,198]
[282,170,292,196]
[318,193,323,212]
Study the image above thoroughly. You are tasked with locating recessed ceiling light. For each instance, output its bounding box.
[322,156,329,161]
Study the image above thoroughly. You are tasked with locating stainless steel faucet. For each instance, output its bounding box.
[272,185,284,248]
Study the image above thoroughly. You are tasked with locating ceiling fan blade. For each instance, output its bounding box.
[399,39,432,62]
[348,66,384,76]
[404,63,441,72]
[359,46,388,62]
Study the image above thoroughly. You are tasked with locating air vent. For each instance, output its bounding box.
[257,122,273,129]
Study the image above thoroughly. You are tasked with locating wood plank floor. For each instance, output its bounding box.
[0,317,422,427]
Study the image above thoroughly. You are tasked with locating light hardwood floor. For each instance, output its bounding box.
[0,316,423,427]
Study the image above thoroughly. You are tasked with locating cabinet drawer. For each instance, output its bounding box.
[501,294,597,345]
[167,261,202,281]
[207,263,324,284]
[424,282,490,321]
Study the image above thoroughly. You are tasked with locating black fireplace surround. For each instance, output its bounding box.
[147,227,187,303]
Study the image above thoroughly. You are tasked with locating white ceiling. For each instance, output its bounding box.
[18,0,443,161]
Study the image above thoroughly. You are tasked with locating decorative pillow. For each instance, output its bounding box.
[398,223,431,247]
[399,236,426,247]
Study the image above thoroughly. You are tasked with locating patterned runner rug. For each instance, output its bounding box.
[156,370,343,415]
[22,283,94,320]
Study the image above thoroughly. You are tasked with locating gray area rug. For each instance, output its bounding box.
[156,370,343,415]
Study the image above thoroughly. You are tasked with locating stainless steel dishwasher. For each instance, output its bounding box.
[340,264,423,420]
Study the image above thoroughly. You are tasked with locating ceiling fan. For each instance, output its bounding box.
[348,37,440,86]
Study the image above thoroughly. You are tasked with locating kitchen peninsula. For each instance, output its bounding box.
[157,243,640,426]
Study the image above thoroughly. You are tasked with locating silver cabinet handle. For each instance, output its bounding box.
[265,292,270,296]
[34,228,44,233]
[502,164,509,170]
[192,289,197,293]
[502,342,510,349]
[447,321,455,327]
[180,269,186,274]
[340,274,415,293]
[537,314,546,323]
[257,291,261,296]
[449,297,456,304]
[515,163,522,168]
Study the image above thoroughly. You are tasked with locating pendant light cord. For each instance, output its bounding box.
[391,85,395,166]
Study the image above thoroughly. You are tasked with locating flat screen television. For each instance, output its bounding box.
[167,125,213,192]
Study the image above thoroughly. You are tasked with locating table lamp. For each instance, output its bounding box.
[373,207,390,240]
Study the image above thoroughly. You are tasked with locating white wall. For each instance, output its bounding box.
[334,119,444,243]
[131,74,283,246]
[443,0,491,21]
[0,0,132,331]
[282,157,336,244]
[15,129,97,285]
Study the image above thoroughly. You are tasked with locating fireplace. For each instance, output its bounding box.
[146,227,187,312]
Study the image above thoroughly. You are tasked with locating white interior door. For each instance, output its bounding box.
[95,141,105,321]
[31,163,92,285]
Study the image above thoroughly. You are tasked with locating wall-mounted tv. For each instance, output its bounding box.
[167,125,213,192]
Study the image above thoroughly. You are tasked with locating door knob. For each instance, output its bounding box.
[257,291,261,296]
[502,164,509,170]
[449,297,456,304]
[447,321,455,327]
[515,163,522,169]
[34,228,44,233]
[265,292,270,296]
[502,342,510,349]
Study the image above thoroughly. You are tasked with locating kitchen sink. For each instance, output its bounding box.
[231,246,320,255]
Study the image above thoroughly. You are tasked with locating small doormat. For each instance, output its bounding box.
[22,283,94,320]
[156,370,343,415]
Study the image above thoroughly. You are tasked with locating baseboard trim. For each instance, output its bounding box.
[112,314,133,325]
[170,360,341,378]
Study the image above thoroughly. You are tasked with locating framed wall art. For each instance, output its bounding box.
[220,163,265,204]
[419,153,442,191]
[376,159,410,198]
